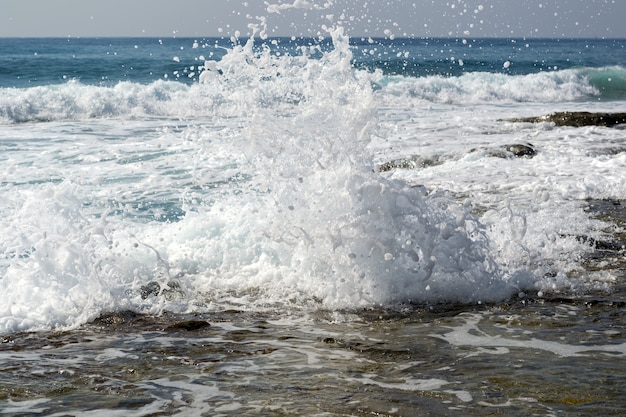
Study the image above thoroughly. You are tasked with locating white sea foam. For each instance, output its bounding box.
[374,94,626,286]
[1,26,625,334]
[0,26,533,334]
[0,67,610,125]
[376,68,600,104]
[434,313,626,357]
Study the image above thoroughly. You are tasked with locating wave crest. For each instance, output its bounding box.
[2,65,624,125]
[376,67,621,104]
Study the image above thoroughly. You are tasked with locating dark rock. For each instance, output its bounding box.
[379,159,416,172]
[573,235,625,252]
[578,199,626,272]
[470,143,537,159]
[590,146,626,156]
[164,320,211,332]
[585,199,626,229]
[505,112,626,127]
[140,280,183,300]
[378,143,536,172]
[1,335,15,344]
[503,143,537,158]
[140,281,162,299]
[378,156,444,172]
[92,310,141,327]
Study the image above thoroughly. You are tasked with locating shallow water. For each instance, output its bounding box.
[1,289,624,416]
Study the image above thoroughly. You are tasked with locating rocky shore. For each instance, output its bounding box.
[505,111,626,127]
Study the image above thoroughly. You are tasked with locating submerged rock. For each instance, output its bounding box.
[502,143,537,158]
[471,143,537,159]
[140,281,162,299]
[572,234,625,252]
[378,155,445,172]
[580,199,626,272]
[378,143,536,172]
[378,159,417,172]
[91,310,141,327]
[165,320,211,332]
[506,112,626,127]
[140,280,183,300]
[90,311,212,333]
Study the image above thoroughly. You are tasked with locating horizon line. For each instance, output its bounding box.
[1,34,624,41]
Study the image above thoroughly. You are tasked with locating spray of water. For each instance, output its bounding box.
[0,3,528,334]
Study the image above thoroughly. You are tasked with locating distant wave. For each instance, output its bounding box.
[1,66,624,124]
[377,66,626,104]
[0,80,197,124]
[0,76,305,125]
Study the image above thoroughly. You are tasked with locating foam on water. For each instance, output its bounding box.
[0,80,206,124]
[374,91,626,295]
[376,68,602,104]
[434,313,626,357]
[1,66,617,124]
[0,25,534,334]
[2,6,626,334]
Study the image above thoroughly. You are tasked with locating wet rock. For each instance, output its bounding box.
[90,311,212,333]
[164,320,211,332]
[378,155,444,172]
[579,199,626,272]
[379,159,416,172]
[585,199,626,229]
[502,143,537,158]
[140,280,183,300]
[91,310,141,327]
[573,235,625,252]
[140,281,162,299]
[590,146,626,156]
[506,112,626,127]
[378,144,536,172]
[470,143,537,159]
[1,335,15,345]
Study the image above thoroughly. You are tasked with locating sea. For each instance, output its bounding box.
[0,29,625,416]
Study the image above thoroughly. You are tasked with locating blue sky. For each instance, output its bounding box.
[2,0,625,38]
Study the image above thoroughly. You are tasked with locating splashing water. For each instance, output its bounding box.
[174,25,521,306]
[0,23,529,334]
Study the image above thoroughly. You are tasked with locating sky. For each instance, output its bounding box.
[1,0,624,39]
